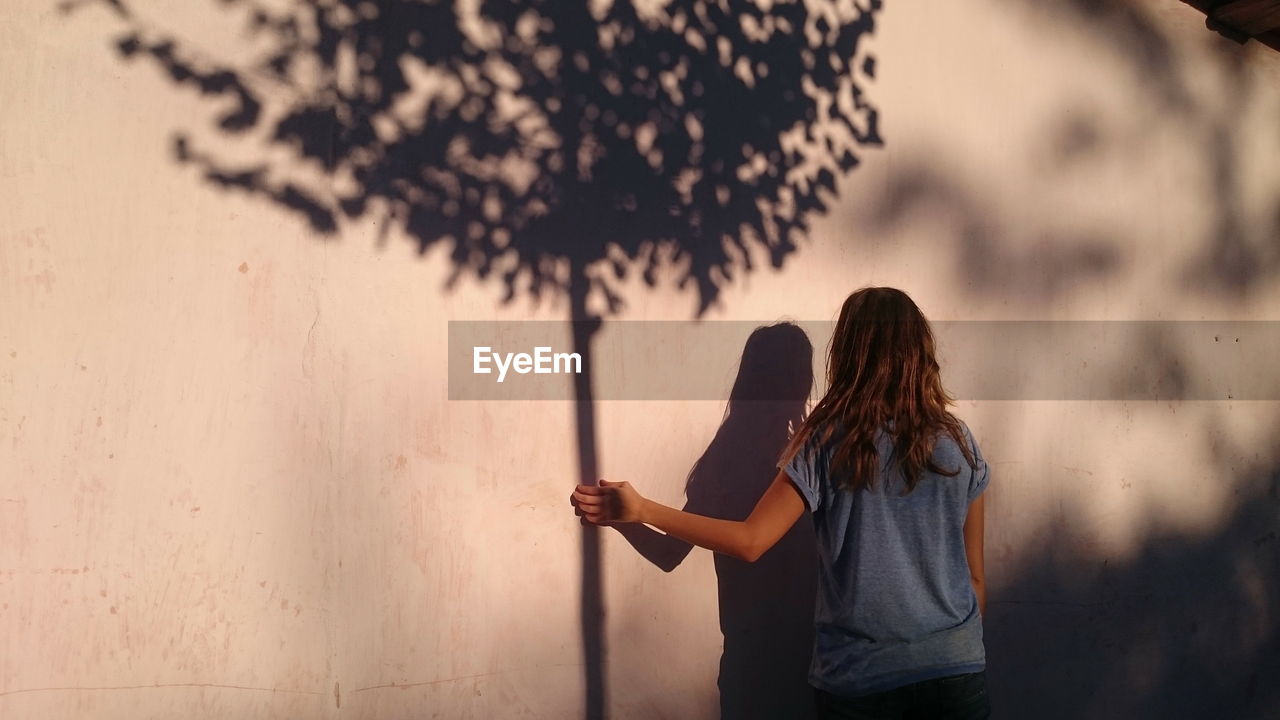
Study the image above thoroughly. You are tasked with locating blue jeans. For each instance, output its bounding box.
[814,670,991,720]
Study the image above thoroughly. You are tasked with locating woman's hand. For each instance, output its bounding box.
[571,479,647,526]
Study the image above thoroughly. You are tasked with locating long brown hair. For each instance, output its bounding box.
[778,287,976,494]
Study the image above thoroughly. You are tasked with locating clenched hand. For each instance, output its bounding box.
[571,480,646,526]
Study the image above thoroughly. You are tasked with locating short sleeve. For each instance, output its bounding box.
[781,434,823,514]
[964,424,990,503]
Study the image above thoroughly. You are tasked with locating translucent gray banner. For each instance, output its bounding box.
[447,321,1280,401]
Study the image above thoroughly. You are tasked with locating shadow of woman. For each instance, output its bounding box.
[613,322,819,719]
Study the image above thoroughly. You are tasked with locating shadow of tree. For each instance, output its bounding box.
[63,1,885,717]
[998,0,1280,299]
[986,427,1280,719]
[917,11,1280,710]
[69,0,883,315]
[852,159,1124,303]
[614,322,818,720]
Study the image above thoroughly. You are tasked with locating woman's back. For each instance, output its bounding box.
[783,420,990,697]
[571,286,992,717]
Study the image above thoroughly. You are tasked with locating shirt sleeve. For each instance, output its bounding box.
[781,433,823,514]
[965,424,990,503]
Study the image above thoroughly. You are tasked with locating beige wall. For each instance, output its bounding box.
[3,0,1279,718]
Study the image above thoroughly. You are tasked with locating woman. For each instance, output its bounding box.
[571,287,991,719]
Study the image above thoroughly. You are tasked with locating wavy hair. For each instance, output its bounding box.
[778,287,976,494]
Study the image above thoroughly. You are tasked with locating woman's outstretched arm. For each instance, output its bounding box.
[571,471,806,563]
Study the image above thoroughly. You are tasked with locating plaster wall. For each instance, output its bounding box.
[2,1,1279,718]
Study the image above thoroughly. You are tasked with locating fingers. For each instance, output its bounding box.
[572,489,608,507]
[569,483,618,526]
[574,504,607,524]
[572,502,608,522]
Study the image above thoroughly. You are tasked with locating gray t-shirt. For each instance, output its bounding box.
[782,420,989,697]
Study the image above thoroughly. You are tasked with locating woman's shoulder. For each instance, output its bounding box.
[930,416,980,462]
[944,415,977,444]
